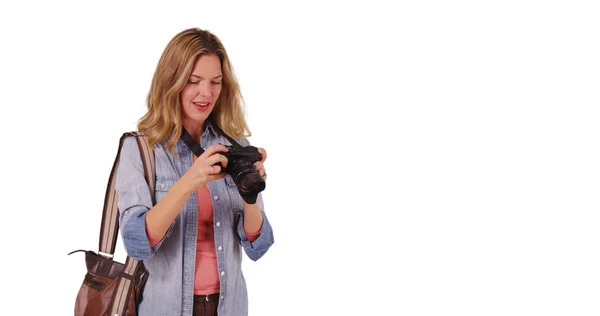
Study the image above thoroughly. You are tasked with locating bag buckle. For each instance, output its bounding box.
[99,251,114,259]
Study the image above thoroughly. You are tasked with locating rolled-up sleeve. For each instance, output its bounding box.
[233,135,275,260]
[236,190,274,262]
[115,137,174,260]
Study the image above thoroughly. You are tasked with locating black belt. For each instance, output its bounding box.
[193,293,220,302]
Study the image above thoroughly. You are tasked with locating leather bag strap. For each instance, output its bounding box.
[99,132,155,256]
[97,132,155,316]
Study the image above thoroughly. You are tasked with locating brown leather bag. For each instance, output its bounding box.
[69,132,155,316]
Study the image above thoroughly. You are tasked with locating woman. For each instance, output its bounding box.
[115,28,274,316]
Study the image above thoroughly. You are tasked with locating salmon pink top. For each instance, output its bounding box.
[146,185,260,294]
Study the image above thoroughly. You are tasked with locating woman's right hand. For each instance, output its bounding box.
[183,144,229,191]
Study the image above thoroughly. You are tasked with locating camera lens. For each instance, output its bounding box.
[241,177,258,192]
[229,159,265,204]
[234,168,264,195]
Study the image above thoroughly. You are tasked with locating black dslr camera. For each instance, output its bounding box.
[181,126,265,204]
[217,144,265,204]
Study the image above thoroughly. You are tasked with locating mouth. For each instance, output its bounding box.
[192,101,211,111]
[193,101,210,108]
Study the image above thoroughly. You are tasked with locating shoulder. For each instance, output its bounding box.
[120,132,144,153]
[116,134,144,170]
[119,132,160,166]
[120,132,165,154]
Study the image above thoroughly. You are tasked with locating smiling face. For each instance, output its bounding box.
[180,54,223,130]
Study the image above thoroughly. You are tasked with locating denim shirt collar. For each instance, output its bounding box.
[203,118,218,138]
[170,118,219,149]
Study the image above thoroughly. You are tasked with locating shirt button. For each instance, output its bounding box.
[217,246,223,251]
[213,195,219,200]
[161,183,165,188]
[220,295,224,301]
[220,271,225,276]
[124,210,128,215]
[216,222,221,227]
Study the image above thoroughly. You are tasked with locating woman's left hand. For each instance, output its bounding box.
[254,148,268,180]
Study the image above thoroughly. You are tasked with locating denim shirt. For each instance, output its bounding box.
[115,120,274,316]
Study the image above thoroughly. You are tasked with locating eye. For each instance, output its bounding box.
[211,81,222,85]
[188,80,199,84]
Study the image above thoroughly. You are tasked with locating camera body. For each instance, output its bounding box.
[217,144,265,204]
[180,125,265,204]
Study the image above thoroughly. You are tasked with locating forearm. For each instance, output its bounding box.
[145,174,194,237]
[242,201,264,234]
[237,195,274,261]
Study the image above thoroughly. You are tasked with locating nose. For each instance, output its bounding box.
[198,82,212,97]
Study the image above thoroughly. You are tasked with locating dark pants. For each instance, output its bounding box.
[193,293,219,316]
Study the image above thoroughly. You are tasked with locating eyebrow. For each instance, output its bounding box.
[190,74,223,79]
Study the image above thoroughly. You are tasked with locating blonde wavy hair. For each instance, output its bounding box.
[137,28,250,152]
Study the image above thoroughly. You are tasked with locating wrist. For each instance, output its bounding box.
[178,173,198,195]
[243,201,261,212]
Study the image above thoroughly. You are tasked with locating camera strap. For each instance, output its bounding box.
[181,128,205,157]
[181,122,241,157]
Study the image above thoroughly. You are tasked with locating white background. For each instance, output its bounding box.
[1,1,599,315]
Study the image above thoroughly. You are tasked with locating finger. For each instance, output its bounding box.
[211,164,222,175]
[202,165,221,176]
[258,148,267,162]
[253,161,266,177]
[205,153,228,168]
[200,144,229,159]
